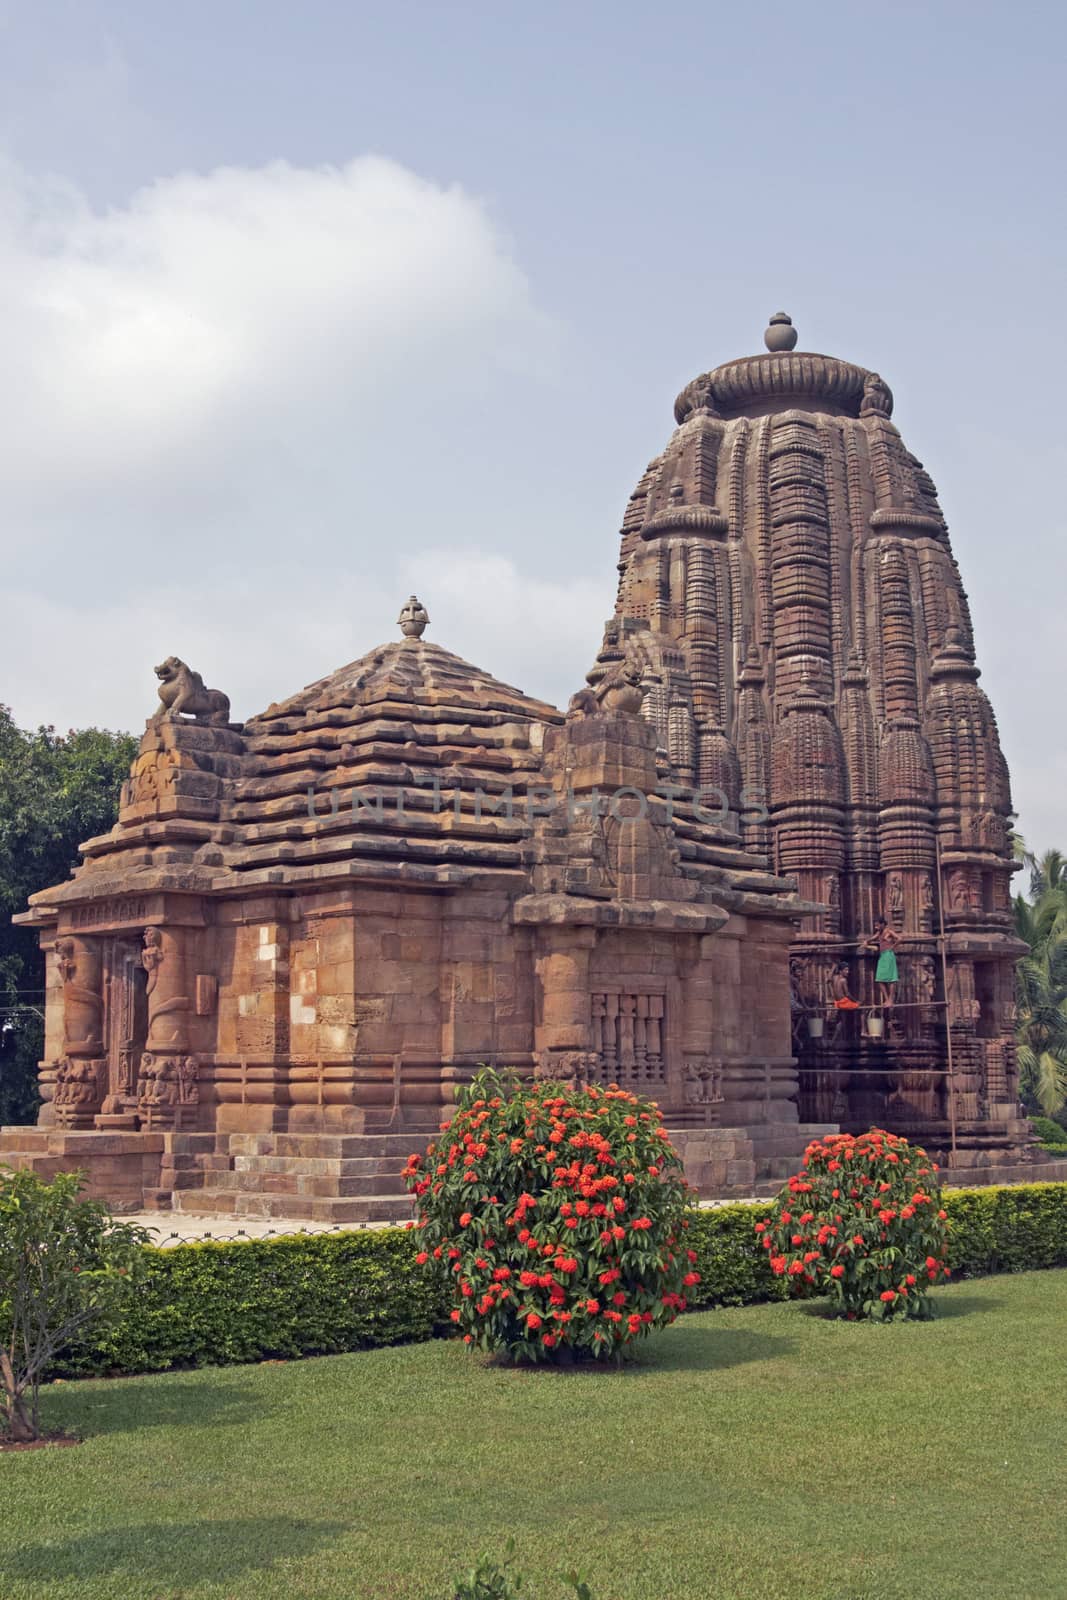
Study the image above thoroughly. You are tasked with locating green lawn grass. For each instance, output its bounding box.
[3,1271,1065,1600]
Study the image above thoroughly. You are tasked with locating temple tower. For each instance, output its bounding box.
[594,313,1028,1162]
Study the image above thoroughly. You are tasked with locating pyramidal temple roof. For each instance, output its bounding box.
[36,606,566,901]
[249,635,560,730]
[223,625,564,880]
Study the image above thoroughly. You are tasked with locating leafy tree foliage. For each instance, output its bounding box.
[0,706,136,1124]
[1013,848,1067,1118]
[0,1166,148,1440]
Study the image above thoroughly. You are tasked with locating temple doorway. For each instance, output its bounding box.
[101,937,149,1116]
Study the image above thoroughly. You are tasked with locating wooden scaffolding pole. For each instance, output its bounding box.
[936,835,958,1160]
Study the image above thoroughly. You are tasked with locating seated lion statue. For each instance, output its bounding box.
[152,657,231,727]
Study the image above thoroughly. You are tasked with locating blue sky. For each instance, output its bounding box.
[0,0,1063,850]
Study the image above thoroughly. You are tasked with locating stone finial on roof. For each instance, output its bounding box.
[764,311,798,352]
[398,595,429,639]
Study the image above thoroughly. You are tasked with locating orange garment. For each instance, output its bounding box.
[834,997,860,1010]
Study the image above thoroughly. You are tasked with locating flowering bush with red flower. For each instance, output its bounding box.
[402,1069,699,1362]
[755,1128,950,1321]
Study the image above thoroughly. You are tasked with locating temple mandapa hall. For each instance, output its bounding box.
[4,314,1050,1221]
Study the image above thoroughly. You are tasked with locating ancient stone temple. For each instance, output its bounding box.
[590,312,1029,1166]
[3,314,1038,1218]
[6,598,824,1217]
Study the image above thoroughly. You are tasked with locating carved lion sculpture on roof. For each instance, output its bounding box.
[152,657,231,728]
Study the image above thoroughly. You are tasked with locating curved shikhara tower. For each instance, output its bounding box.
[590,314,1026,1160]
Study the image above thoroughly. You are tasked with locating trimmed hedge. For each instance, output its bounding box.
[936,1183,1067,1278]
[55,1227,443,1379]
[54,1182,1067,1379]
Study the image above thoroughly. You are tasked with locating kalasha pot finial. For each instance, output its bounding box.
[764,311,798,352]
[398,595,429,639]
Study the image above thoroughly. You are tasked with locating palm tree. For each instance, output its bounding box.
[1014,848,1067,1116]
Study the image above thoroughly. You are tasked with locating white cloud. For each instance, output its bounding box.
[0,152,591,731]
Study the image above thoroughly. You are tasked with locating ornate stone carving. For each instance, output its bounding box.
[53,1056,105,1125]
[860,372,894,417]
[591,991,666,1089]
[138,1053,197,1109]
[121,746,193,807]
[887,871,904,922]
[534,1049,598,1086]
[595,656,647,716]
[152,657,230,728]
[600,315,1021,1161]
[177,1054,199,1106]
[141,926,164,992]
[397,595,429,639]
[673,372,721,425]
[56,939,77,985]
[684,1058,723,1106]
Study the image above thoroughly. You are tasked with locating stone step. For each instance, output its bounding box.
[0,1127,52,1154]
[225,1132,438,1160]
[204,1169,408,1199]
[171,1188,415,1224]
[230,1153,408,1180]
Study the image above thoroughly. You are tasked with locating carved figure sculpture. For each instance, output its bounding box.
[951,878,970,913]
[177,1055,199,1106]
[152,657,230,727]
[55,938,77,984]
[141,926,164,994]
[887,872,904,922]
[859,371,893,416]
[595,654,647,716]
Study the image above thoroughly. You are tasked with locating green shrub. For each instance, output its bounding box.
[1029,1115,1067,1149]
[754,1130,949,1320]
[404,1070,699,1362]
[449,1543,526,1599]
[446,1544,596,1599]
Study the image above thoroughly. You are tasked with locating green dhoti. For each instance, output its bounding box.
[875,950,899,984]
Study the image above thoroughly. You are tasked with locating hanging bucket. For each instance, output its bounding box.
[866,1014,885,1040]
[807,1015,825,1039]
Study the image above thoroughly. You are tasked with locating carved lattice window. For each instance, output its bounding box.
[591,991,666,1090]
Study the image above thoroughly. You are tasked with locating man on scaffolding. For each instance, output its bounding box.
[864,918,900,1009]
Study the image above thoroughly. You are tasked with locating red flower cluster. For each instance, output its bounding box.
[402,1069,698,1361]
[754,1129,950,1322]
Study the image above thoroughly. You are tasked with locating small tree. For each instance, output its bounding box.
[0,1166,149,1441]
[755,1129,950,1321]
[404,1069,699,1363]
